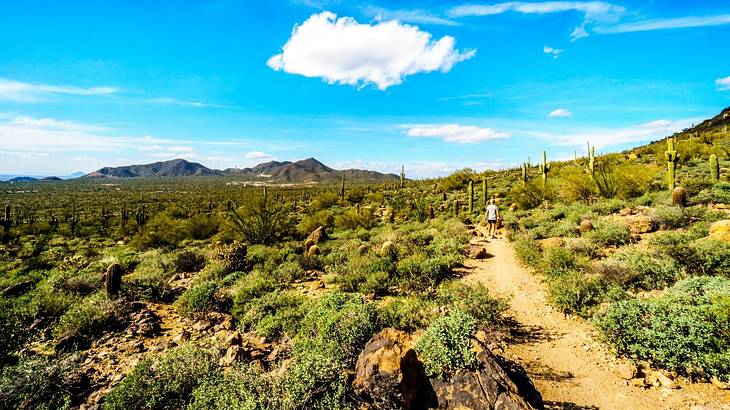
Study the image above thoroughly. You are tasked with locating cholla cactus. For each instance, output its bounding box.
[539,150,551,189]
[665,137,680,190]
[710,154,720,183]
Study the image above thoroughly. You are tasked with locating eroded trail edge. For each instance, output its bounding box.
[461,229,730,410]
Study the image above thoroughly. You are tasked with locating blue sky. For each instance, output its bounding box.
[1,0,729,177]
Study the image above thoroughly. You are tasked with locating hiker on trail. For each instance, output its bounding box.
[486,199,499,239]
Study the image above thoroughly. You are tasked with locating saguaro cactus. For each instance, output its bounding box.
[520,163,528,186]
[1,205,11,243]
[468,180,474,214]
[710,154,720,183]
[400,166,405,189]
[454,199,460,217]
[428,204,435,219]
[482,179,488,208]
[104,263,123,298]
[587,144,596,175]
[665,137,680,190]
[340,175,345,201]
[539,151,551,190]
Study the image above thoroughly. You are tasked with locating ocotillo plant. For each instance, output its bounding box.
[400,165,405,189]
[520,163,528,186]
[1,205,11,244]
[710,154,720,182]
[665,137,680,190]
[468,180,474,214]
[539,151,550,191]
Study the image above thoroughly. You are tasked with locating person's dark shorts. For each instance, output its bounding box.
[487,219,497,225]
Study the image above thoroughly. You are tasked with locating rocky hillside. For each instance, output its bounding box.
[224,157,399,183]
[87,159,221,178]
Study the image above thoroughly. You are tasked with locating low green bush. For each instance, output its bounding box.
[233,290,305,340]
[547,271,621,317]
[188,365,271,410]
[0,354,86,410]
[438,281,506,328]
[175,281,222,318]
[377,296,438,331]
[609,247,682,290]
[513,235,542,268]
[173,250,206,273]
[586,220,631,247]
[652,206,689,229]
[53,293,120,349]
[103,344,219,410]
[415,309,477,379]
[595,276,730,382]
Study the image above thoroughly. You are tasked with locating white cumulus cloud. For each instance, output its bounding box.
[549,108,572,117]
[267,12,476,90]
[716,76,730,91]
[245,151,275,159]
[404,124,510,144]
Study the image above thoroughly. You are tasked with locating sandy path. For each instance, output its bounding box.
[461,230,730,410]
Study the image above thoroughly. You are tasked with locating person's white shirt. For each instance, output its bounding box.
[486,204,498,221]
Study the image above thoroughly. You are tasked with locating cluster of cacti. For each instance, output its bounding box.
[134,204,148,229]
[539,150,551,190]
[468,180,474,214]
[710,154,720,182]
[665,137,680,190]
[1,205,11,243]
[104,263,123,298]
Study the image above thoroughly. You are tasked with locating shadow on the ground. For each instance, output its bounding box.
[505,318,563,345]
[495,355,545,409]
[522,361,575,383]
[544,401,599,410]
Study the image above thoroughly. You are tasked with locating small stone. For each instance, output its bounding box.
[173,329,191,343]
[472,247,489,259]
[710,376,729,390]
[224,332,242,348]
[193,320,212,332]
[615,363,638,380]
[132,341,145,353]
[220,345,244,367]
[309,280,325,292]
[654,371,679,389]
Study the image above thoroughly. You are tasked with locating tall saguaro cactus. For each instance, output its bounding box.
[468,180,474,214]
[539,150,550,191]
[710,154,720,183]
[400,166,405,189]
[520,163,528,186]
[665,137,680,190]
[340,175,346,201]
[587,144,596,175]
[1,205,11,243]
[482,179,488,208]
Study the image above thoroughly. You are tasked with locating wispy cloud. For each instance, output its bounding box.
[364,6,459,26]
[597,14,730,34]
[548,108,572,117]
[544,45,563,59]
[527,118,697,148]
[0,78,118,102]
[438,92,493,102]
[268,12,475,90]
[145,97,232,109]
[403,124,510,144]
[715,76,730,91]
[447,1,624,20]
[245,151,278,161]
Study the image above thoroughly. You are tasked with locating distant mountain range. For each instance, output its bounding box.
[83,158,399,183]
[0,171,85,182]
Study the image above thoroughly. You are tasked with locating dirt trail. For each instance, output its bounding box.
[462,230,730,410]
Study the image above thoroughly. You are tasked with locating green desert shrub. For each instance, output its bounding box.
[187,213,220,240]
[395,252,460,292]
[547,271,621,317]
[0,354,87,410]
[711,182,730,204]
[132,213,188,250]
[53,292,120,349]
[595,276,730,382]
[513,234,542,268]
[103,345,218,410]
[277,350,349,410]
[310,192,340,212]
[543,247,588,278]
[335,207,376,231]
[123,258,174,302]
[437,281,506,328]
[652,205,690,229]
[175,281,222,318]
[377,296,438,331]
[586,220,631,247]
[296,210,334,238]
[187,365,271,410]
[415,309,477,379]
[233,289,305,340]
[608,247,682,290]
[228,196,293,245]
[173,250,206,273]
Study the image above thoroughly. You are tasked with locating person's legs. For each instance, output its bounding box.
[488,220,496,237]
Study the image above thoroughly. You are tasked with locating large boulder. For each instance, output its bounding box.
[353,328,541,410]
[628,215,656,235]
[709,220,730,243]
